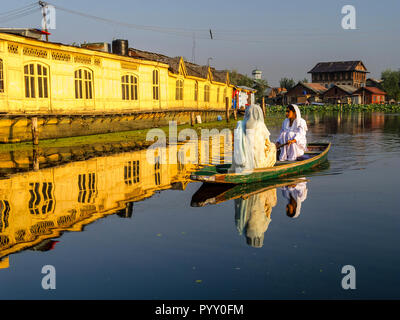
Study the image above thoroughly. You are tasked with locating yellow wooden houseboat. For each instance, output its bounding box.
[0,31,238,142]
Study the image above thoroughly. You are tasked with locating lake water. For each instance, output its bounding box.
[0,111,399,299]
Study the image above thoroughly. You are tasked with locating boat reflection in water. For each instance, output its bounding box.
[191,178,309,248]
[0,137,232,268]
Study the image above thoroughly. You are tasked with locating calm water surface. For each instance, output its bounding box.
[0,112,399,299]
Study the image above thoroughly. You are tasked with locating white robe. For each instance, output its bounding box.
[281,182,308,218]
[276,105,308,161]
[230,104,276,173]
[234,188,277,247]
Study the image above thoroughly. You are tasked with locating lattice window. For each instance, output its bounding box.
[15,229,26,242]
[175,79,184,100]
[78,173,97,203]
[0,235,9,249]
[74,55,92,64]
[30,221,55,235]
[7,43,18,54]
[0,200,10,232]
[217,87,220,102]
[204,85,210,102]
[57,211,76,227]
[24,63,49,98]
[23,46,48,59]
[75,69,93,99]
[121,75,138,100]
[152,69,159,100]
[124,160,140,185]
[52,51,71,62]
[28,182,55,215]
[224,88,227,101]
[0,59,3,93]
[93,58,101,66]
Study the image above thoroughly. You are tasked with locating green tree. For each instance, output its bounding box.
[381,69,400,101]
[280,77,296,90]
[229,70,254,87]
[253,79,269,104]
[301,78,308,83]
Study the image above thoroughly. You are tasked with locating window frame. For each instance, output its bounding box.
[74,68,93,100]
[175,79,184,100]
[121,74,138,101]
[24,62,49,99]
[152,69,160,100]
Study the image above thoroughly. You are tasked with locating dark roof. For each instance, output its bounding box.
[308,61,368,73]
[335,84,358,94]
[300,82,327,94]
[129,47,228,82]
[354,86,386,95]
[128,48,181,73]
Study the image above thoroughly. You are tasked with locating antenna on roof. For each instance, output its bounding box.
[209,29,213,40]
[191,32,196,64]
[38,1,49,41]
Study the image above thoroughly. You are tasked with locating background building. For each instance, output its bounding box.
[308,61,368,89]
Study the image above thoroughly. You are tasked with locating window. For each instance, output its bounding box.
[28,182,54,215]
[124,160,140,185]
[78,173,97,203]
[223,88,227,102]
[121,75,138,100]
[204,85,210,102]
[194,82,198,101]
[24,63,49,98]
[152,69,159,100]
[217,88,220,102]
[175,79,184,100]
[0,59,3,93]
[75,69,93,99]
[154,156,161,185]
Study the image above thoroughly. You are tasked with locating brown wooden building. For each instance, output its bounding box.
[323,84,357,104]
[308,61,368,89]
[286,82,326,104]
[353,87,386,104]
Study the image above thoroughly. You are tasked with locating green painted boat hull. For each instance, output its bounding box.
[190,143,331,184]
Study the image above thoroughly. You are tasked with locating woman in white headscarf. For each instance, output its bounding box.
[230,104,276,173]
[276,104,308,161]
[234,188,277,248]
[281,181,308,218]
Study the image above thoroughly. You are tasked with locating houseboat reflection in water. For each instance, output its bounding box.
[0,138,232,268]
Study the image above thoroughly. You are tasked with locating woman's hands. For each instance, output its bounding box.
[288,139,297,145]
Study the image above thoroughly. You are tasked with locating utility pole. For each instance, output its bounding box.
[39,1,49,41]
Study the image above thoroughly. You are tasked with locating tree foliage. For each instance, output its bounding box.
[253,79,269,104]
[381,69,400,101]
[229,70,254,87]
[279,77,296,90]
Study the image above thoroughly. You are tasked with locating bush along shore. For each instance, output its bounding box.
[265,104,400,113]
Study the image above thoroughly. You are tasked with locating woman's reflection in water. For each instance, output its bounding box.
[235,189,277,248]
[281,181,308,218]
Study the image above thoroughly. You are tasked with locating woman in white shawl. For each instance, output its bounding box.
[281,181,308,218]
[276,104,308,161]
[234,188,277,248]
[230,104,276,173]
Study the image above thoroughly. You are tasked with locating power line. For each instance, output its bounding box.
[0,3,40,23]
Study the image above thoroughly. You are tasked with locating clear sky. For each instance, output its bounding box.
[2,0,399,86]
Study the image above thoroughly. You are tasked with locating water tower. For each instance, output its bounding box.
[252,69,262,80]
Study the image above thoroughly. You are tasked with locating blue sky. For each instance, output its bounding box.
[2,0,399,86]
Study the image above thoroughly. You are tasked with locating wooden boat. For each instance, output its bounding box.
[191,177,307,207]
[190,143,330,184]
